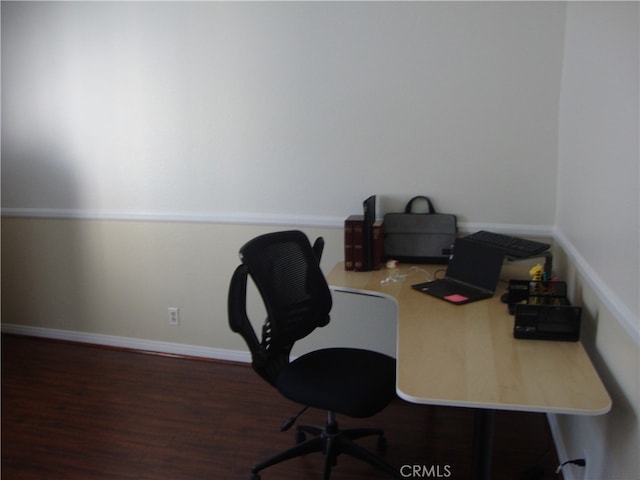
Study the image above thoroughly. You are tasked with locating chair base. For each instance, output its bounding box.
[250,411,402,480]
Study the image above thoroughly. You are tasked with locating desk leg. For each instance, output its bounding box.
[471,409,495,480]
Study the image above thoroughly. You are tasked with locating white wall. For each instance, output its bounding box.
[553,3,639,479]
[1,1,565,226]
[557,1,639,325]
[2,2,639,478]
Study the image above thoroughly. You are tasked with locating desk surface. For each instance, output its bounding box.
[327,262,611,416]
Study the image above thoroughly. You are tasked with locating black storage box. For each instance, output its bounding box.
[514,304,582,341]
[507,279,581,341]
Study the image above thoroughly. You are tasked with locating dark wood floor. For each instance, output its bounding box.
[2,335,561,480]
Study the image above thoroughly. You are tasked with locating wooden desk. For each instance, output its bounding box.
[326,262,611,479]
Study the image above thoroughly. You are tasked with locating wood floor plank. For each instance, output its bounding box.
[2,335,561,479]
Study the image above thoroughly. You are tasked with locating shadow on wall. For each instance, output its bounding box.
[2,138,80,212]
[1,139,89,332]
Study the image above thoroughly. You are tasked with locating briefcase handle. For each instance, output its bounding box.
[404,196,436,214]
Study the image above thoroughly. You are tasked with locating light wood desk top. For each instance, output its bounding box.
[327,262,611,416]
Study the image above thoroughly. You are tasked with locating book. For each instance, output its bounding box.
[362,195,376,271]
[344,215,363,271]
[345,196,380,271]
[353,217,365,271]
[372,220,384,270]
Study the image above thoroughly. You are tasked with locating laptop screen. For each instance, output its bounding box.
[446,237,505,292]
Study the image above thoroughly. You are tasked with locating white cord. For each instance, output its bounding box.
[380,266,431,285]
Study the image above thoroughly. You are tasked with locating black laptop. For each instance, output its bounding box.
[411,237,504,305]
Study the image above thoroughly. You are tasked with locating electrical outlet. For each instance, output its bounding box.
[168,307,180,326]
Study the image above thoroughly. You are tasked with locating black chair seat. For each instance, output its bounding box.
[277,348,397,418]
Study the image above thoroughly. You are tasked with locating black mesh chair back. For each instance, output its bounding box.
[241,230,331,349]
[228,230,401,480]
[228,230,329,385]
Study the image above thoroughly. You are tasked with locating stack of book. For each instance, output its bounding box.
[344,215,383,271]
[344,195,383,271]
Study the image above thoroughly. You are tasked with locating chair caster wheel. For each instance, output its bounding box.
[377,435,387,452]
[295,430,306,444]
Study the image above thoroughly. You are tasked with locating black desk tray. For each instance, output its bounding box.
[506,279,569,315]
[513,304,581,341]
[507,280,581,341]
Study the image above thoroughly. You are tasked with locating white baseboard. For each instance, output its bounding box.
[0,323,252,364]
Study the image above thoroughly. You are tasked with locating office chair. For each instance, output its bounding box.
[228,230,402,480]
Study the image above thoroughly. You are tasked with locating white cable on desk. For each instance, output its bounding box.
[380,266,431,285]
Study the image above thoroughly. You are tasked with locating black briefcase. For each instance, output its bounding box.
[383,196,457,264]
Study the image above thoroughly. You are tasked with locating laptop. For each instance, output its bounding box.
[411,237,504,305]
